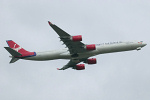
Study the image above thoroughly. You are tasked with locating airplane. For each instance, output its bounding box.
[4,21,147,70]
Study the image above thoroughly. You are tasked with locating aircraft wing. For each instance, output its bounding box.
[57,59,84,70]
[48,21,87,55]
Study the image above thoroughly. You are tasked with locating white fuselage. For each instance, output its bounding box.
[24,41,146,61]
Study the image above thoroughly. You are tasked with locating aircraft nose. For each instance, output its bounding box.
[142,43,147,47]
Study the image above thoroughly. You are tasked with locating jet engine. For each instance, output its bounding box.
[75,64,85,70]
[85,44,96,50]
[87,58,97,64]
[70,35,82,42]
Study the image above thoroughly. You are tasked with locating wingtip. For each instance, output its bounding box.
[57,68,60,70]
[48,21,52,25]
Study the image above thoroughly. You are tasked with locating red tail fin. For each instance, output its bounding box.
[7,40,28,54]
[6,40,36,57]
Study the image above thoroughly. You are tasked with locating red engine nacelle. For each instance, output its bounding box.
[71,35,82,42]
[85,44,96,50]
[76,64,85,70]
[87,58,97,64]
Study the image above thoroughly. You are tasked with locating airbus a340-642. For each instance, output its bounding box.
[4,21,147,70]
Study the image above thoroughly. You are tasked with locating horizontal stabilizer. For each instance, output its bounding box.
[10,57,19,63]
[4,47,22,56]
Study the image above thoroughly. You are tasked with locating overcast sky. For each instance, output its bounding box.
[0,0,150,100]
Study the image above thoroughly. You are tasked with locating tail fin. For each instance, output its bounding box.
[6,40,29,54]
[5,40,36,63]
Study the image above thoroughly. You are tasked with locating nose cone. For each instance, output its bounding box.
[142,43,147,47]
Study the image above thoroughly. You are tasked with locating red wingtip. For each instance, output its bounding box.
[48,21,52,25]
[57,68,60,70]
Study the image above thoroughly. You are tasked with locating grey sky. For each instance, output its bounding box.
[0,0,150,100]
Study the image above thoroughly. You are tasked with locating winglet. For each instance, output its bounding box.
[57,68,60,70]
[48,21,52,25]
